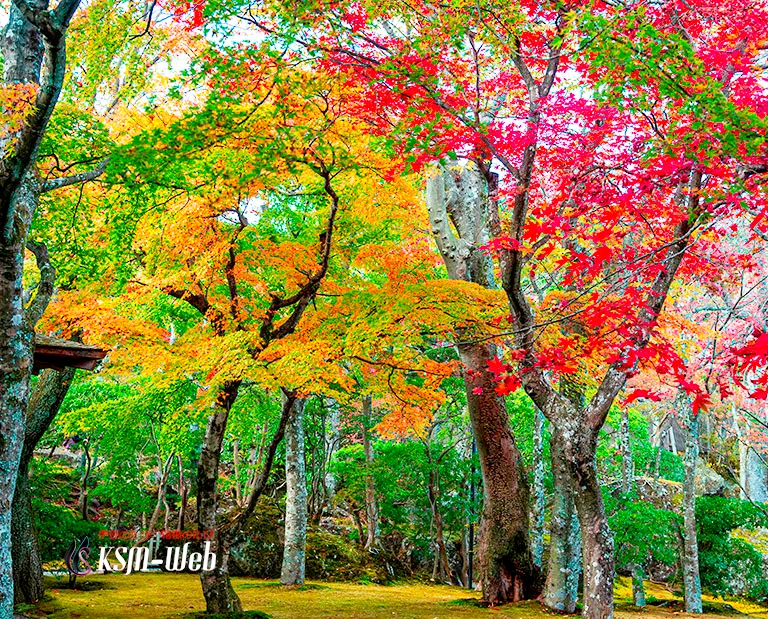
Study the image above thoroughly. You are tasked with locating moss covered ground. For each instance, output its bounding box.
[16,574,768,619]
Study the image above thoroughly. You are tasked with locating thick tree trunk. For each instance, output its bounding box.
[426,161,540,603]
[198,380,242,613]
[12,367,76,604]
[0,241,33,615]
[361,395,380,551]
[458,341,542,604]
[281,397,307,586]
[682,403,702,614]
[543,428,581,613]
[531,407,546,570]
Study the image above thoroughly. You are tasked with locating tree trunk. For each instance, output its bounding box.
[177,455,187,531]
[620,407,634,494]
[682,401,702,614]
[0,0,85,610]
[13,367,76,604]
[426,161,541,603]
[631,564,646,607]
[427,466,454,584]
[531,407,546,570]
[458,341,542,604]
[323,397,341,507]
[233,438,242,506]
[147,453,174,533]
[281,396,307,586]
[78,442,92,521]
[198,380,242,613]
[362,395,380,551]
[0,240,33,614]
[565,428,614,619]
[543,428,581,613]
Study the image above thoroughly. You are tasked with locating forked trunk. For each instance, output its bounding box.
[459,341,541,604]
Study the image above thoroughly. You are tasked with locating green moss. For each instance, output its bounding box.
[182,612,270,619]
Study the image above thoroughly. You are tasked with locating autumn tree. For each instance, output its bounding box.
[247,2,768,617]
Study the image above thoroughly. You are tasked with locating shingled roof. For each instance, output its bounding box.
[33,334,107,374]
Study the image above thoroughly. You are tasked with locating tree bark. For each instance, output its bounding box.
[361,395,380,551]
[281,396,307,586]
[12,367,76,604]
[198,380,243,613]
[543,428,581,613]
[682,400,702,614]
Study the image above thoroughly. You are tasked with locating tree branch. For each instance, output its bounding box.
[41,157,109,193]
[24,239,55,328]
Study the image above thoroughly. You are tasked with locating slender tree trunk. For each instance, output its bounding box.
[79,443,92,521]
[531,407,546,570]
[458,341,542,604]
[427,466,454,583]
[353,509,365,545]
[543,428,581,613]
[682,401,702,613]
[323,397,341,507]
[619,409,645,607]
[177,455,187,531]
[362,395,380,551]
[12,367,76,604]
[281,397,307,586]
[233,438,242,506]
[620,408,634,494]
[631,565,646,607]
[198,380,242,613]
[147,453,174,533]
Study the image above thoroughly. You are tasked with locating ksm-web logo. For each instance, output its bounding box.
[64,536,217,575]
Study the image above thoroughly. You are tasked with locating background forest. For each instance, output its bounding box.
[2,0,768,618]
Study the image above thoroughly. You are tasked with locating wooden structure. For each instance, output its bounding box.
[33,334,107,374]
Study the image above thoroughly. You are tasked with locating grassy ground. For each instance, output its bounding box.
[17,574,768,619]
